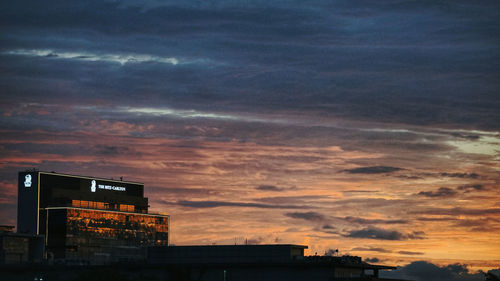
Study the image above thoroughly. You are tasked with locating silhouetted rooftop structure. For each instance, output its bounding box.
[147,244,397,280]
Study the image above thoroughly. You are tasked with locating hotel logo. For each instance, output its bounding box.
[24,174,32,188]
[90,180,97,192]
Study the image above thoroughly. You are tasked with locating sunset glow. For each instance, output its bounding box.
[1,0,499,277]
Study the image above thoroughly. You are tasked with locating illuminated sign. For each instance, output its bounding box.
[24,174,32,188]
[90,180,97,192]
[98,184,126,191]
[88,179,127,192]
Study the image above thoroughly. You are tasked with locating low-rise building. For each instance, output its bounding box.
[0,226,44,264]
[147,244,398,281]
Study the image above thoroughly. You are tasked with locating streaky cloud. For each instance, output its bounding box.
[285,211,326,221]
[120,106,247,121]
[255,185,285,192]
[3,49,180,65]
[173,200,305,209]
[345,227,425,241]
[418,187,457,198]
[351,246,392,253]
[440,172,479,179]
[344,166,402,174]
[342,216,408,225]
[397,251,425,256]
[457,184,485,193]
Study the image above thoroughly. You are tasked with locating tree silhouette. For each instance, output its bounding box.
[485,272,500,281]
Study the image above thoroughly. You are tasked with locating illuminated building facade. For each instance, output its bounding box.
[17,171,169,263]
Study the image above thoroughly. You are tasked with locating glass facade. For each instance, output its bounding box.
[71,200,142,213]
[46,208,169,263]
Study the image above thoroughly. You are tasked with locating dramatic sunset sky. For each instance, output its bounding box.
[1,0,499,277]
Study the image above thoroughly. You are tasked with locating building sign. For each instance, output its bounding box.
[89,179,126,192]
[90,180,97,192]
[98,184,126,192]
[24,174,32,188]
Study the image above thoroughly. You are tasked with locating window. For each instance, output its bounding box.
[80,200,89,208]
[119,204,134,212]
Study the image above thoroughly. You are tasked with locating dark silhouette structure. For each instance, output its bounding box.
[147,244,398,280]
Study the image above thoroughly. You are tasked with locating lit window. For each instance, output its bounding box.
[80,200,89,208]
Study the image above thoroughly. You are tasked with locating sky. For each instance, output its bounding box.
[1,0,499,276]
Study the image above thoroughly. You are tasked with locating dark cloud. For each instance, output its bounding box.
[255,185,284,192]
[418,187,457,198]
[351,247,391,253]
[381,261,499,281]
[342,190,378,193]
[1,0,499,130]
[257,195,325,205]
[457,184,485,193]
[396,174,424,180]
[397,251,424,256]
[345,227,425,241]
[174,200,303,209]
[343,166,402,174]
[440,173,479,179]
[0,1,321,40]
[285,211,326,222]
[342,216,408,225]
[94,145,132,156]
[416,217,454,222]
[453,218,500,232]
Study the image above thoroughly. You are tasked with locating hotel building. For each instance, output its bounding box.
[17,171,169,263]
